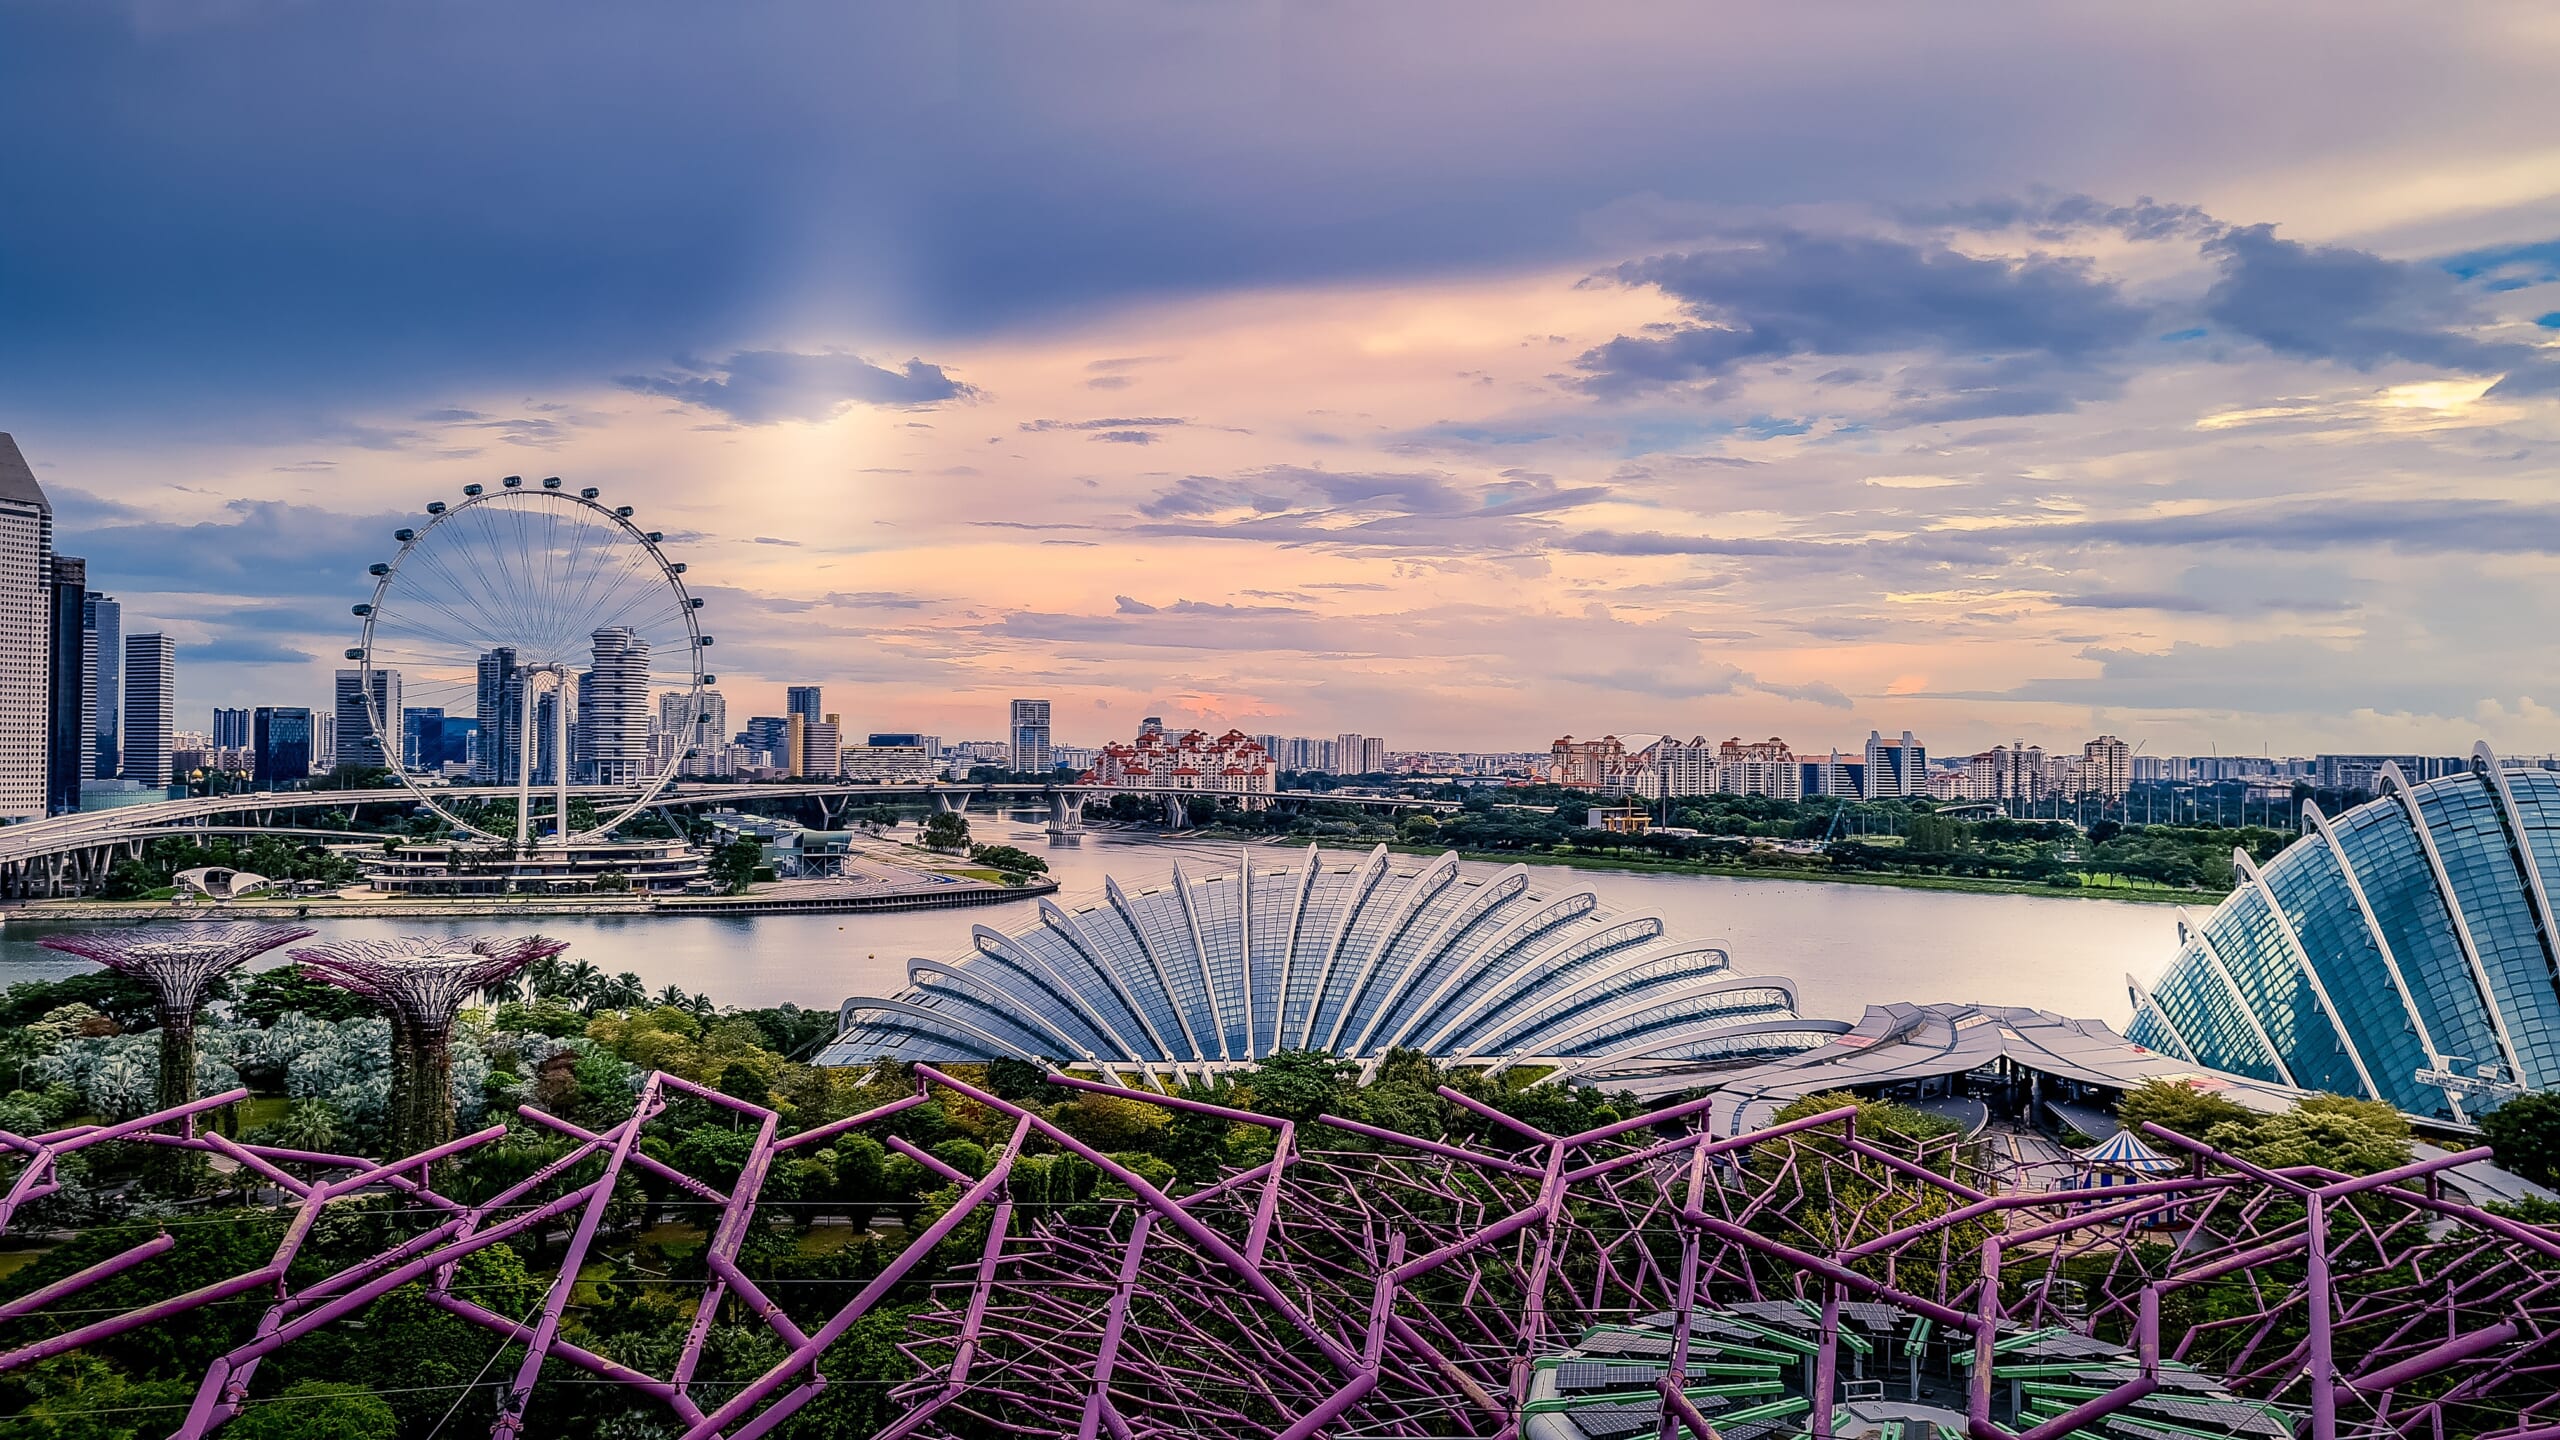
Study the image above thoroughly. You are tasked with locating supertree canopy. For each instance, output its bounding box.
[291,934,566,1153]
[36,923,313,1113]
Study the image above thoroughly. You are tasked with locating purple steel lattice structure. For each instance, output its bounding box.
[0,1064,2554,1439]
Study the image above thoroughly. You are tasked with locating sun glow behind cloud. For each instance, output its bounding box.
[11,2,2560,754]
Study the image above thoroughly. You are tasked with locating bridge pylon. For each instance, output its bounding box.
[1046,788,1084,844]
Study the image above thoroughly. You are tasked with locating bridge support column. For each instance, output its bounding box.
[1046,789,1084,844]
[932,790,971,815]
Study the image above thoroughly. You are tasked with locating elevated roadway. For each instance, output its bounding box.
[0,780,1451,897]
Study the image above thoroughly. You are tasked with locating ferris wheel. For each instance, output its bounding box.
[348,477,711,846]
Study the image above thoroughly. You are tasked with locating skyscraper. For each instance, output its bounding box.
[530,674,575,785]
[402,707,447,771]
[474,646,519,783]
[802,713,843,779]
[45,556,84,815]
[575,626,651,784]
[1362,736,1388,773]
[83,589,120,779]
[313,713,336,771]
[1864,730,1926,799]
[1010,698,1052,774]
[211,707,250,750]
[657,688,727,773]
[0,434,51,820]
[252,706,313,790]
[332,667,402,771]
[787,685,823,726]
[741,716,788,768]
[121,633,177,788]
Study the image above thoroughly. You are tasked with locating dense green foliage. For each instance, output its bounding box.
[918,810,971,852]
[707,837,765,894]
[966,843,1048,877]
[2477,1090,2560,1187]
[2119,1080,2415,1175]
[1091,785,2288,895]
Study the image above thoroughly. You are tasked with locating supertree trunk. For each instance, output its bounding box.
[405,1025,456,1153]
[154,1012,197,1117]
[291,935,565,1156]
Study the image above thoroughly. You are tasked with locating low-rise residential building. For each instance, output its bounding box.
[1086,726,1275,795]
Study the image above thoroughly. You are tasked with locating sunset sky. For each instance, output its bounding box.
[8,4,2560,755]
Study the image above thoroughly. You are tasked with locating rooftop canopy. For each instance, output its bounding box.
[1687,1001,2304,1135]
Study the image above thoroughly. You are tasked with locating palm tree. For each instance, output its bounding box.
[541,959,605,1007]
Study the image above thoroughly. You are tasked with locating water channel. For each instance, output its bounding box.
[0,814,2186,1028]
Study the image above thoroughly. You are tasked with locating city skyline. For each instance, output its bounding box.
[10,10,2560,757]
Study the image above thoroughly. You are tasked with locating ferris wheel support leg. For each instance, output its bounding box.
[515,673,537,849]
[554,671,571,842]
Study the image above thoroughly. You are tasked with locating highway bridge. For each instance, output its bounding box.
[0,780,1454,898]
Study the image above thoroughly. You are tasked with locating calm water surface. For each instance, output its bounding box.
[0,817,2185,1027]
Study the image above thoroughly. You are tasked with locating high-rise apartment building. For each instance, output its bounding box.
[787,685,823,726]
[1362,736,1388,773]
[2078,735,2131,798]
[313,713,336,772]
[1958,742,2046,803]
[0,435,52,820]
[82,590,119,780]
[45,556,84,815]
[1334,733,1367,776]
[474,646,519,783]
[121,633,177,788]
[211,707,250,750]
[252,706,313,790]
[332,667,402,771]
[575,626,651,785]
[1715,737,1803,799]
[1010,698,1052,774]
[1863,730,1926,798]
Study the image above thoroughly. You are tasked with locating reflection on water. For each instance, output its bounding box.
[0,818,2181,1027]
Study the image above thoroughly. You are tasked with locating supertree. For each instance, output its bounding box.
[37,923,314,1114]
[290,935,567,1154]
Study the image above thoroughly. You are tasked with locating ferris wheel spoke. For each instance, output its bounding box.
[567,542,656,644]
[385,556,517,653]
[357,486,697,847]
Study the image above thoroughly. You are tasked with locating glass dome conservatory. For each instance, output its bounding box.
[2130,744,2560,1124]
[821,845,1846,1084]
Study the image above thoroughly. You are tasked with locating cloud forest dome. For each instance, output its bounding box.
[821,845,1848,1083]
[2129,743,2560,1126]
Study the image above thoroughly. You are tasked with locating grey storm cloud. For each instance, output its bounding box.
[1577,226,2152,410]
[2202,226,2560,396]
[1020,417,1187,432]
[1902,190,2224,244]
[58,494,409,599]
[617,351,979,424]
[2029,498,2560,556]
[1139,466,1607,523]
